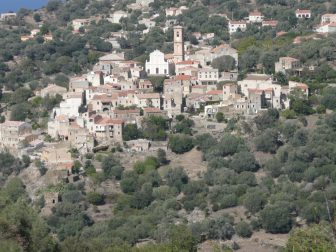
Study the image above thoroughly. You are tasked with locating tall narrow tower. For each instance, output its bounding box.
[173,26,184,62]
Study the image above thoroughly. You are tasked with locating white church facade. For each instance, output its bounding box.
[145,50,173,76]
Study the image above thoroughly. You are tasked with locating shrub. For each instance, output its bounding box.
[216,112,225,123]
[169,134,194,154]
[230,151,258,173]
[260,203,292,233]
[134,156,159,174]
[236,222,253,238]
[254,128,280,153]
[87,192,104,205]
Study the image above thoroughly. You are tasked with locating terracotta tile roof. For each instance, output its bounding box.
[175,75,192,81]
[262,20,278,26]
[96,118,124,125]
[143,107,161,112]
[42,84,66,92]
[178,66,199,71]
[206,90,223,95]
[118,90,136,97]
[229,20,247,25]
[245,74,272,81]
[176,60,198,65]
[210,43,235,53]
[192,85,207,88]
[279,56,299,62]
[70,122,81,128]
[322,13,336,18]
[114,109,140,114]
[296,9,311,14]
[91,94,116,102]
[136,93,160,99]
[2,121,26,127]
[55,115,69,122]
[249,11,262,16]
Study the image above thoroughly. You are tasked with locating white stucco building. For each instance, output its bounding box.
[52,93,83,118]
[109,11,128,24]
[198,67,219,85]
[228,21,247,34]
[321,14,336,23]
[248,11,264,23]
[145,50,172,76]
[295,9,311,19]
[315,23,336,34]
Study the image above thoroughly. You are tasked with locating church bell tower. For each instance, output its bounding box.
[173,26,185,62]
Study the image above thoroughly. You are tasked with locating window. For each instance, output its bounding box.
[176,31,180,37]
[156,68,159,74]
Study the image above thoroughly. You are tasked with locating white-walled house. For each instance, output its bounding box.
[86,71,104,87]
[321,14,336,23]
[145,50,173,76]
[315,22,336,34]
[52,93,83,118]
[295,9,311,19]
[0,12,17,21]
[289,81,309,96]
[198,67,219,85]
[139,18,156,29]
[248,11,264,23]
[238,74,273,97]
[228,21,247,34]
[72,19,90,31]
[109,11,128,24]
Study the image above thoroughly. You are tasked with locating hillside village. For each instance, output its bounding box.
[1,0,336,252]
[0,10,311,159]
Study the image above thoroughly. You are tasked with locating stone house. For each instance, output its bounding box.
[68,123,94,153]
[176,66,199,77]
[48,115,70,140]
[126,139,151,152]
[135,93,161,109]
[163,79,183,118]
[138,79,153,91]
[39,84,67,98]
[72,18,90,31]
[99,53,125,66]
[88,94,118,113]
[143,107,167,117]
[275,57,301,74]
[117,90,136,107]
[41,142,73,166]
[89,116,123,143]
[111,108,141,124]
[0,121,35,153]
